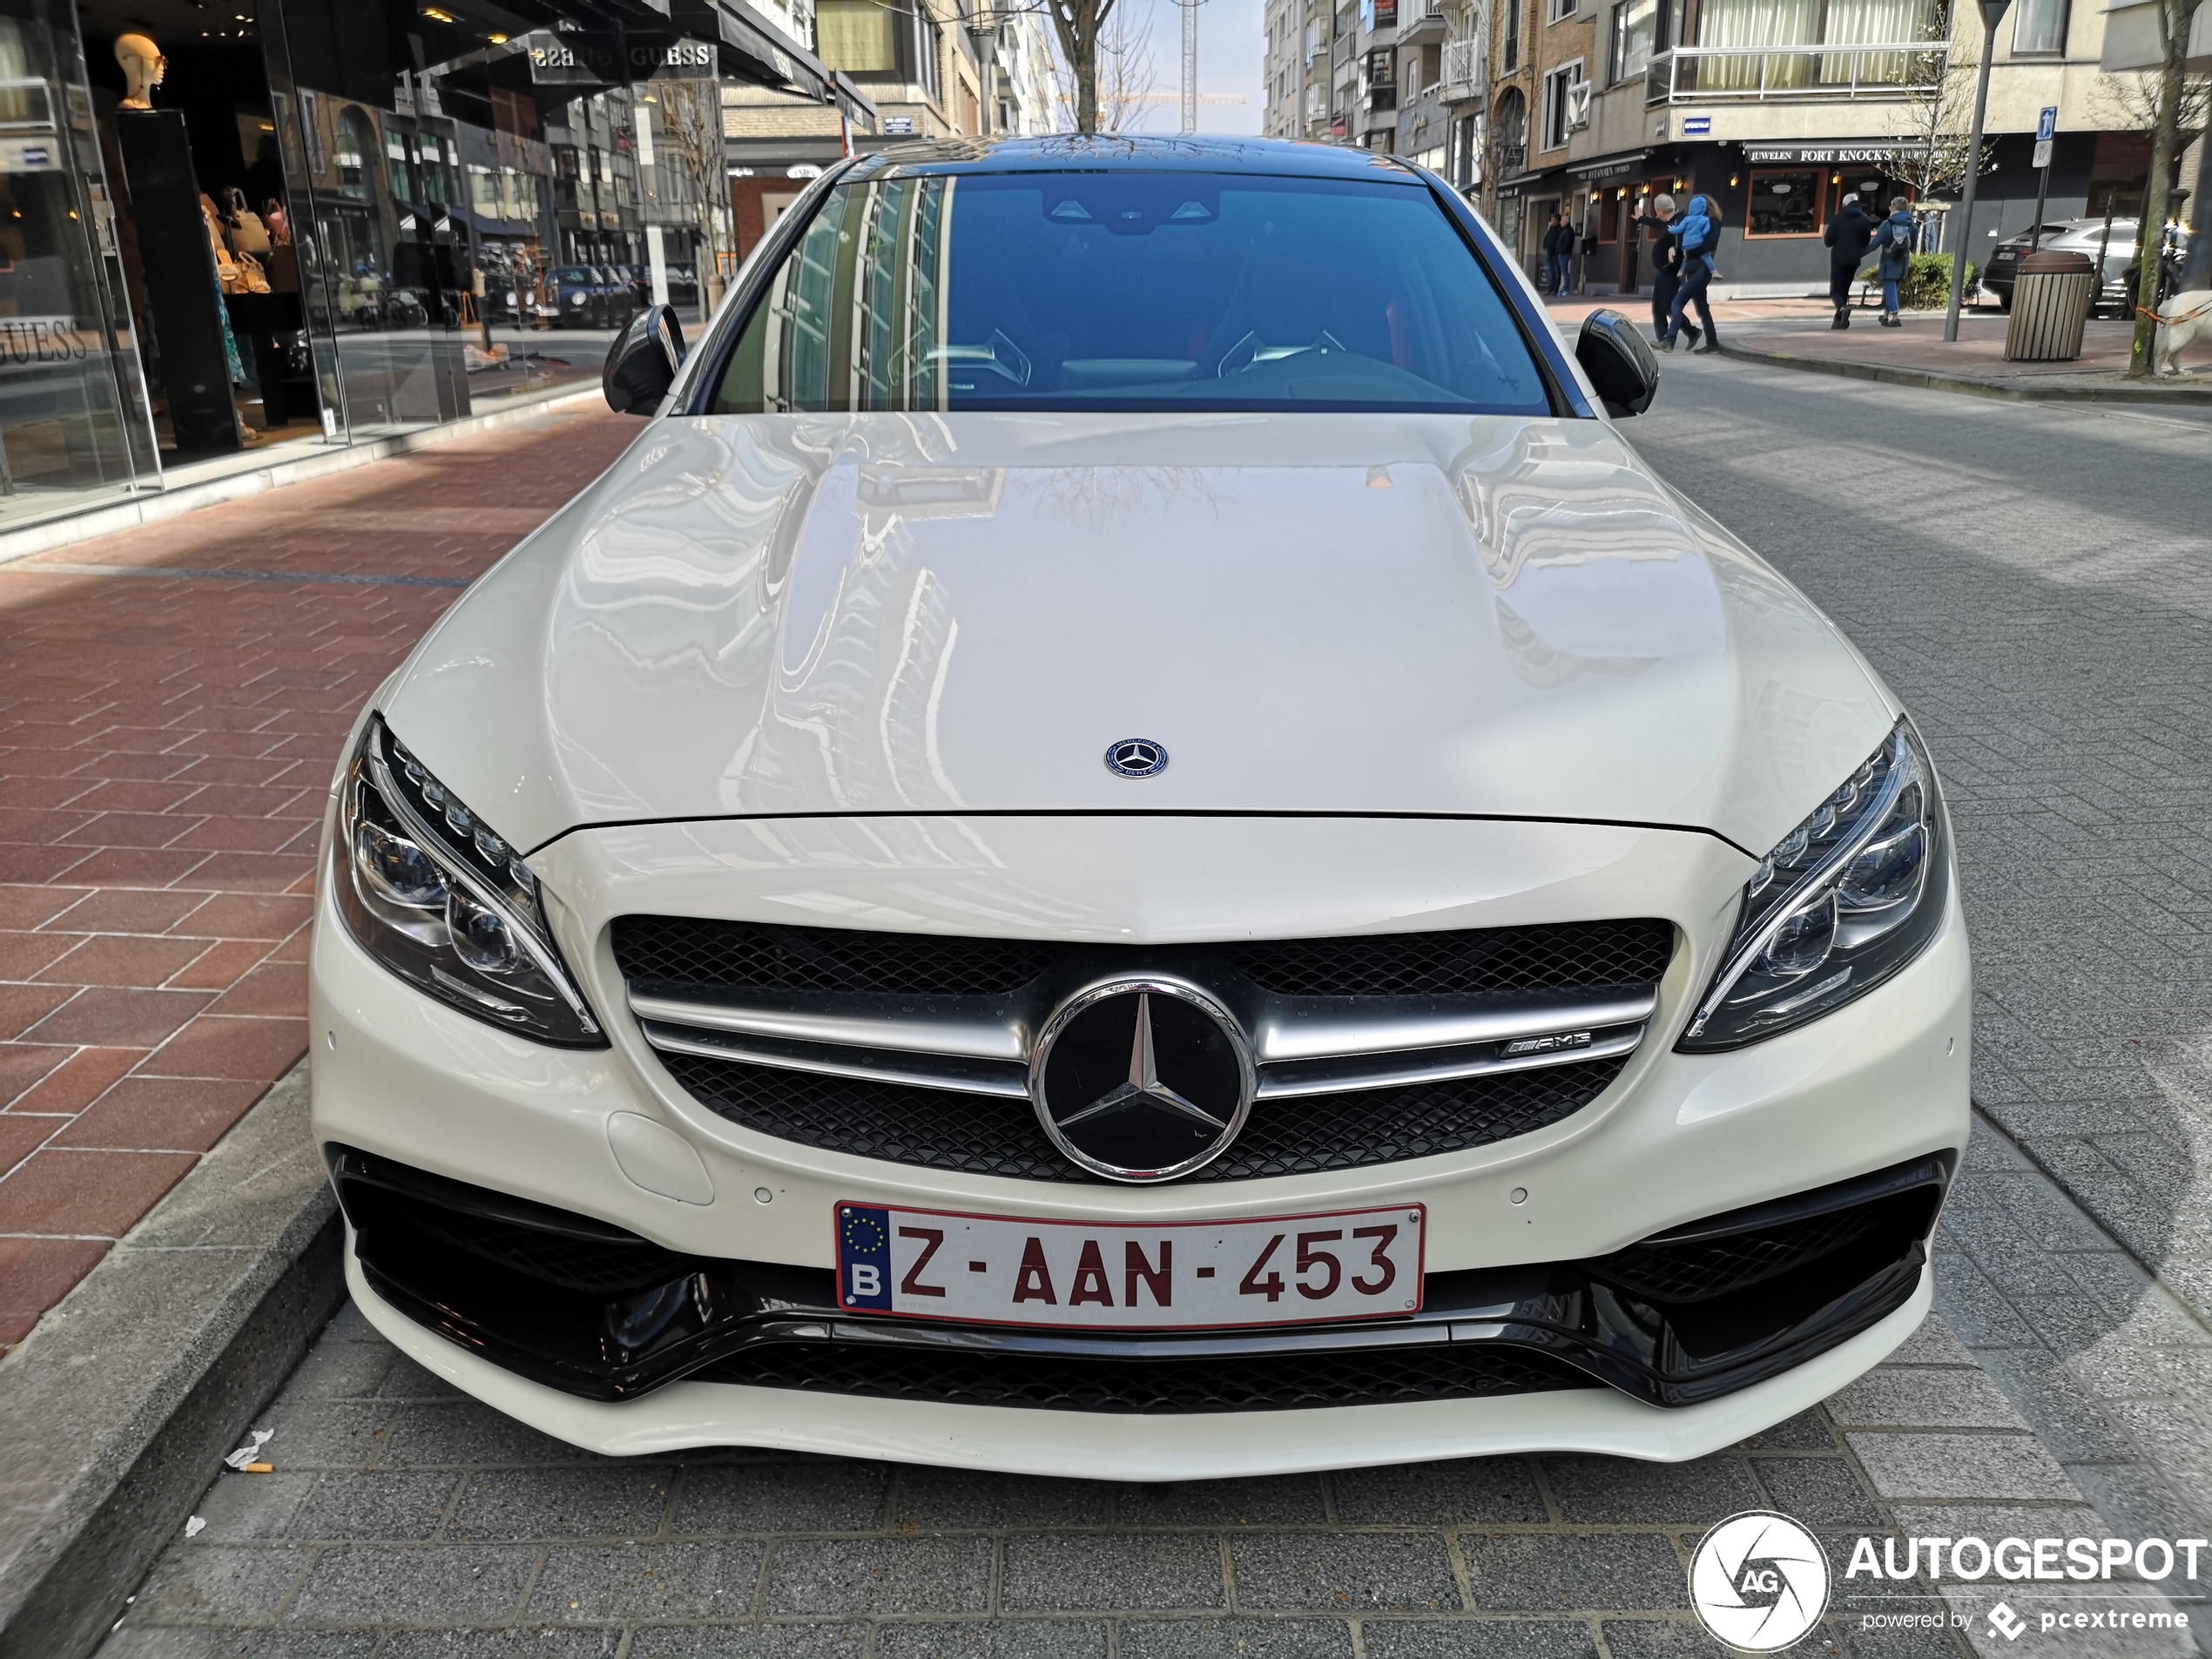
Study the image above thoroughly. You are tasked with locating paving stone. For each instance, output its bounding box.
[378,1634,624,1659]
[874,1622,1112,1658]
[1826,1367,2026,1431]
[130,1545,309,1626]
[384,1400,595,1467]
[765,1536,995,1615]
[1001,1534,1225,1611]
[1539,1455,1764,1524]
[524,1541,766,1622]
[287,1469,462,1541]
[185,1471,314,1542]
[1327,1459,1548,1526]
[1115,1475,1326,1527]
[1360,1618,1602,1657]
[1731,1411,1839,1453]
[1460,1534,1683,1613]
[1116,1621,1353,1659]
[1228,1532,1460,1614]
[285,1544,535,1625]
[890,1469,1116,1529]
[447,1465,678,1541]
[670,1460,889,1534]
[1845,1432,2082,1501]
[619,1628,867,1659]
[1751,1455,1891,1532]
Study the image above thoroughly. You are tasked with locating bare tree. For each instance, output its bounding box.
[651,78,736,313]
[2126,0,2209,376]
[1890,37,1996,204]
[1051,0,1160,130]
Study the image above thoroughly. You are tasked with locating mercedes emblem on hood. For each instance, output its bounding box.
[1104,738,1168,778]
[1030,977,1254,1182]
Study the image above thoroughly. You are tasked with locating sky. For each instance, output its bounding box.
[1117,0,1264,136]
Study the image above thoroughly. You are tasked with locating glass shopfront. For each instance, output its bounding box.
[0,0,799,530]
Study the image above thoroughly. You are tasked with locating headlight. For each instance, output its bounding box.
[1678,718,1948,1052]
[334,715,604,1047]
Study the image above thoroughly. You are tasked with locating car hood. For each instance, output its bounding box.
[381,412,1898,858]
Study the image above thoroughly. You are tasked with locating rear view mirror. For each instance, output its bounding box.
[604,305,686,415]
[1575,308,1659,418]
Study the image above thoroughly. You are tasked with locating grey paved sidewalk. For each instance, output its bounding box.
[103,1295,2175,1659]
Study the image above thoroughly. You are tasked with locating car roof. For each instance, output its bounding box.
[853,134,1433,183]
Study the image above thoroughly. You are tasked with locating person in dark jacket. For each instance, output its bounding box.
[1543,215,1574,296]
[1822,194,1874,329]
[1865,196,1917,327]
[1634,193,1681,338]
[1657,194,1721,352]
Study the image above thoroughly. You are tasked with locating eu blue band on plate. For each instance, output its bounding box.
[839,1204,894,1309]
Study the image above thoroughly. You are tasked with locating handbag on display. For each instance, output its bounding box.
[235,252,271,294]
[231,211,272,254]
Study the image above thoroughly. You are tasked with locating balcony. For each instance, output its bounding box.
[1645,42,1946,101]
[1439,34,1480,93]
[1399,0,1449,42]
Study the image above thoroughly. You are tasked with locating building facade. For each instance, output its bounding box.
[1480,0,2175,293]
[0,0,860,533]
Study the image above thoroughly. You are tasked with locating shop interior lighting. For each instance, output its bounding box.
[421,5,456,18]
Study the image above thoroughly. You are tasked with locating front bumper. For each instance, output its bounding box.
[311,811,1971,1467]
[332,1142,1949,1412]
[343,1231,1937,1478]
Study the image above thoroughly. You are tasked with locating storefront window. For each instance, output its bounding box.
[0,0,157,513]
[1747,168,1820,235]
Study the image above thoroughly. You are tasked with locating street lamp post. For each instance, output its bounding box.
[1943,0,2013,343]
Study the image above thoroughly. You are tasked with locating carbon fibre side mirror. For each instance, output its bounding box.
[1575,308,1659,418]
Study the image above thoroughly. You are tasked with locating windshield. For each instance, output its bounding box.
[710,170,1549,415]
[553,266,594,285]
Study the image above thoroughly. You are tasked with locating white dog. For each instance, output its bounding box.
[2151,289,2212,375]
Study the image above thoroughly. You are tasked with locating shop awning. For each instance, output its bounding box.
[1736,140,1917,165]
[1567,148,1650,182]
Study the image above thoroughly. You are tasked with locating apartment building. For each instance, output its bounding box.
[1478,0,2171,292]
[728,0,1058,260]
[1263,0,1340,137]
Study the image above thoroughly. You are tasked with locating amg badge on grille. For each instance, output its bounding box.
[1030,978,1254,1182]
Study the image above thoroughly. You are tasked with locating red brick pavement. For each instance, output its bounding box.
[0,406,641,1352]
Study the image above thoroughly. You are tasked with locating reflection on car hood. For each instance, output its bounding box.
[381,413,1898,856]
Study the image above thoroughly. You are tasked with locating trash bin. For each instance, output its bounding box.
[2005,250,2097,361]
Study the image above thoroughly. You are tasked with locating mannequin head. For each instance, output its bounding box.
[115,34,164,110]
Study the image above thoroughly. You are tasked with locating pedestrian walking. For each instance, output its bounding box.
[1544,214,1574,297]
[1634,194,1681,341]
[1822,192,1874,329]
[1866,196,1916,327]
[1638,197,1679,327]
[1656,194,1721,353]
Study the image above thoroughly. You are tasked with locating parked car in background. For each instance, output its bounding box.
[548,264,617,328]
[1980,219,2190,316]
[662,262,700,312]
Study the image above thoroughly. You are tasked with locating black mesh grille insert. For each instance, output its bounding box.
[699,1339,1596,1413]
[357,1189,693,1295]
[1583,1193,1912,1305]
[613,914,1056,998]
[1228,920,1676,997]
[613,915,1674,1001]
[659,1051,1628,1184]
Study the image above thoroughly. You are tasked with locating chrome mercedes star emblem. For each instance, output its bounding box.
[1030,976,1254,1183]
[1056,995,1228,1134]
[1104,738,1167,779]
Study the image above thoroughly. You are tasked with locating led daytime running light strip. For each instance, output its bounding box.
[362,727,601,1037]
[1682,724,1917,1044]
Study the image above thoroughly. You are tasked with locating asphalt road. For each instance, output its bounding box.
[96,361,2212,1658]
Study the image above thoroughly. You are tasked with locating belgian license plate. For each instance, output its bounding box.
[833,1202,1425,1331]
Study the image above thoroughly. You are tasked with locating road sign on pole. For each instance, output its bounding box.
[2030,107,2058,248]
[2036,105,2057,142]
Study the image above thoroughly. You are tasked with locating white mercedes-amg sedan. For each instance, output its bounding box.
[310,136,1967,1480]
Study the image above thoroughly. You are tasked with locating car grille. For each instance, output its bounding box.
[616,916,1673,1001]
[356,1186,692,1295]
[661,1049,1629,1183]
[621,916,1672,1183]
[698,1339,1597,1413]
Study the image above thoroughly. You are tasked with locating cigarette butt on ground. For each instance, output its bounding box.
[243,1463,275,1474]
